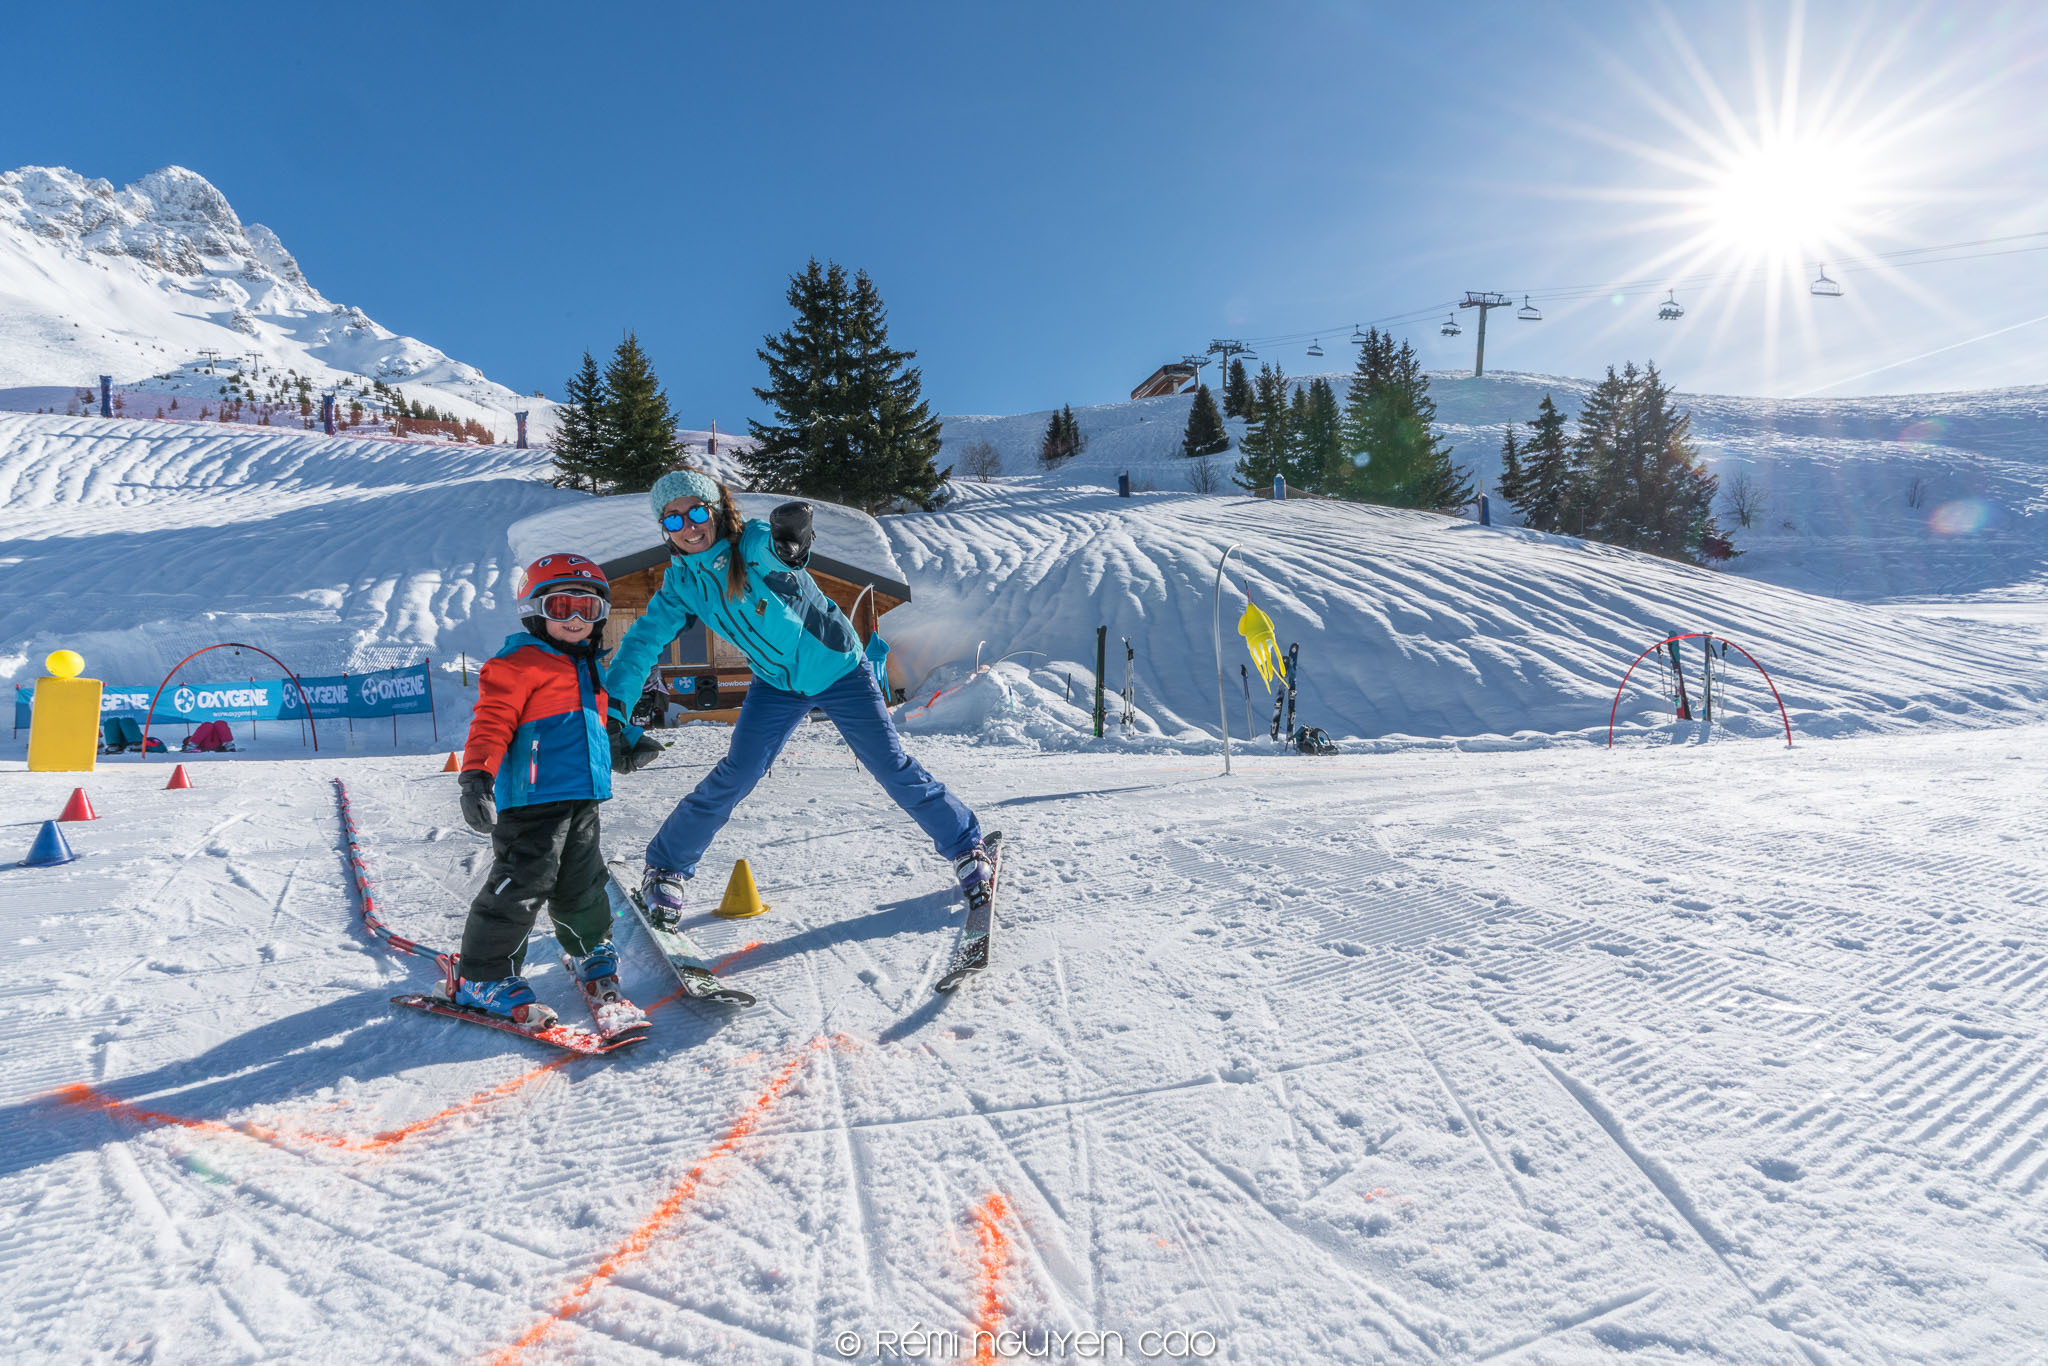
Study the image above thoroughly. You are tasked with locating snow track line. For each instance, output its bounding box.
[1471,1285,1661,1362]
[1521,1049,1840,1366]
[1395,1016,1532,1214]
[969,1192,1014,1365]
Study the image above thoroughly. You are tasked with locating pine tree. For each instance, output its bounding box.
[1558,364,1733,564]
[1181,383,1229,458]
[1512,394,1572,532]
[1224,359,1253,418]
[1233,363,1291,490]
[1496,427,1526,511]
[1040,406,1083,466]
[604,332,678,492]
[550,350,610,491]
[1567,365,1633,539]
[746,259,949,511]
[1298,376,1344,491]
[1392,340,1472,508]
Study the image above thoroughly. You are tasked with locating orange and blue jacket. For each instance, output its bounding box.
[462,631,611,810]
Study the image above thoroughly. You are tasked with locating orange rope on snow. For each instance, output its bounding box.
[487,1037,832,1364]
[971,1192,1014,1365]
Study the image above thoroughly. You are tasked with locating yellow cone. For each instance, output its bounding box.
[714,858,769,918]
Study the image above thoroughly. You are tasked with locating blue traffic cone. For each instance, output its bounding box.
[21,819,77,868]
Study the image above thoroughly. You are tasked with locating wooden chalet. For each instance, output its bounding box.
[1130,361,1198,401]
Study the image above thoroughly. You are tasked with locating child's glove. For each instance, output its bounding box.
[458,769,497,834]
[770,500,814,566]
[607,718,664,773]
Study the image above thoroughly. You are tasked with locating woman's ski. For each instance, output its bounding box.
[936,831,1005,993]
[606,863,758,1006]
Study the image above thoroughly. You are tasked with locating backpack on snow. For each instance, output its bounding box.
[1290,725,1338,756]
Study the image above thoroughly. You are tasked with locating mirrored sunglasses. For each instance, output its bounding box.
[660,505,714,532]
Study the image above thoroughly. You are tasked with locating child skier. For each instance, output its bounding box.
[449,552,655,1032]
[603,469,991,926]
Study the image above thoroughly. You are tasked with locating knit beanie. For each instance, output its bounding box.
[649,469,723,517]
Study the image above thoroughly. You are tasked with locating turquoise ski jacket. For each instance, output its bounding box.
[603,519,863,712]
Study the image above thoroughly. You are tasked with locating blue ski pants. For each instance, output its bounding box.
[644,663,981,878]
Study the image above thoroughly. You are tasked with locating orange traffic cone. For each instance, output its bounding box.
[441,751,461,773]
[714,859,769,918]
[165,764,194,790]
[58,787,98,822]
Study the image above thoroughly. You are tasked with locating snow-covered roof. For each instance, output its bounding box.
[506,490,910,600]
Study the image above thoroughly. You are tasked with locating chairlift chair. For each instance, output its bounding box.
[1517,296,1542,321]
[1306,339,1324,357]
[1809,263,1843,297]
[1350,324,1368,345]
[1657,290,1685,321]
[1440,313,1462,337]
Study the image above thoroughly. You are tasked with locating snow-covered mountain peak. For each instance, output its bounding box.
[0,163,545,433]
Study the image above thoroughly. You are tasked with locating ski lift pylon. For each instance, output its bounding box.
[1517,295,1542,322]
[1810,263,1842,297]
[1657,290,1685,321]
[1306,339,1323,357]
[1440,313,1462,337]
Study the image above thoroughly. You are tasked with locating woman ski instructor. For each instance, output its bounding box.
[603,468,992,925]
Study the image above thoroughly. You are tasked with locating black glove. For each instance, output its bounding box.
[770,500,814,567]
[608,718,664,773]
[458,769,497,834]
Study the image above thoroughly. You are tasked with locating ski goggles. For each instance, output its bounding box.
[536,591,609,623]
[660,504,714,533]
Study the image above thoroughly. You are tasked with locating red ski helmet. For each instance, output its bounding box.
[515,553,609,604]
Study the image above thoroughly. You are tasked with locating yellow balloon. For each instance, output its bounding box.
[45,650,84,679]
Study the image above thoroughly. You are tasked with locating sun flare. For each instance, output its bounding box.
[1707,139,1864,258]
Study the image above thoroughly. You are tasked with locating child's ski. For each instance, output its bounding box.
[608,864,757,1006]
[389,993,634,1055]
[936,831,1005,993]
[560,952,652,1044]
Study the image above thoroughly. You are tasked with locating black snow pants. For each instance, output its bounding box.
[457,798,613,983]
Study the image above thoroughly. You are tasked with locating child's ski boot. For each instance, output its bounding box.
[448,973,559,1029]
[562,940,649,1042]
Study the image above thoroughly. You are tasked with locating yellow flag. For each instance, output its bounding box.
[1238,602,1285,692]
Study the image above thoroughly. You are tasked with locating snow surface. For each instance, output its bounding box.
[3,371,2048,1362]
[3,725,2045,1362]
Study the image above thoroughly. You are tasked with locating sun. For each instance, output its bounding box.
[1706,138,1865,259]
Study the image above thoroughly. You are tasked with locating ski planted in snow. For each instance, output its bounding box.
[560,951,652,1044]
[1666,638,1693,720]
[607,864,758,1006]
[389,992,635,1055]
[1270,642,1299,740]
[1284,641,1300,737]
[936,830,1005,993]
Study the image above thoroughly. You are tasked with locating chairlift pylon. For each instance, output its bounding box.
[1810,263,1842,297]
[1657,290,1685,321]
[1517,295,1542,322]
[1440,313,1462,337]
[1306,339,1323,357]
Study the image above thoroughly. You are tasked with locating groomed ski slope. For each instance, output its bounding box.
[2,723,2044,1362]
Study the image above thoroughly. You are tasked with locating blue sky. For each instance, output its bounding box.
[5,1,2046,424]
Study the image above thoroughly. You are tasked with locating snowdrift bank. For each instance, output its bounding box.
[0,411,572,692]
[879,483,2048,747]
